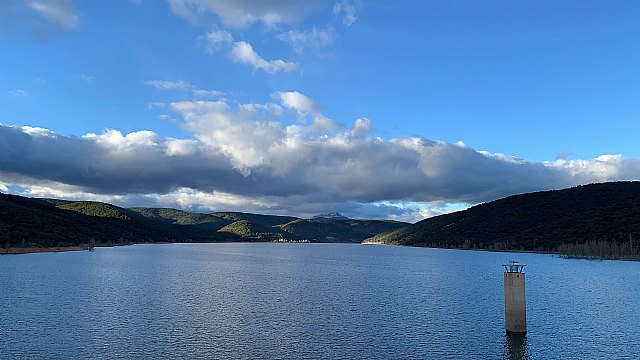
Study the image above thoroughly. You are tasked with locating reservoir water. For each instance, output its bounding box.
[1,243,639,359]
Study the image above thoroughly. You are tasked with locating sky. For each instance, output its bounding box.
[1,0,639,222]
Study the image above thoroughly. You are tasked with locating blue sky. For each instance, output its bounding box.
[1,0,639,221]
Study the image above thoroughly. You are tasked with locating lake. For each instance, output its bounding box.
[1,243,639,359]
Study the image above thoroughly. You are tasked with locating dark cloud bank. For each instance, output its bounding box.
[1,99,639,221]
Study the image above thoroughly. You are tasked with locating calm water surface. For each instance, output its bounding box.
[1,243,639,359]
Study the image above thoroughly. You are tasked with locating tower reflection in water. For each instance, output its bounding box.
[504,332,530,360]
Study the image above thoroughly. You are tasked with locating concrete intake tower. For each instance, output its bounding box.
[503,261,526,333]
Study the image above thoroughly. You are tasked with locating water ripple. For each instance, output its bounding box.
[1,243,639,359]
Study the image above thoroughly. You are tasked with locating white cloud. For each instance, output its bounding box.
[0,0,79,40]
[277,27,334,54]
[144,80,225,99]
[83,129,159,151]
[16,182,126,204]
[148,102,167,109]
[546,154,624,182]
[170,100,285,173]
[311,114,341,133]
[374,201,467,223]
[167,0,200,23]
[478,150,527,164]
[350,118,372,138]
[192,89,226,98]
[272,91,319,114]
[8,89,27,97]
[231,41,297,73]
[19,125,55,137]
[239,102,284,116]
[144,80,194,90]
[154,188,275,212]
[165,139,198,156]
[203,29,233,53]
[333,1,357,26]
[77,74,95,83]
[167,0,326,28]
[26,0,78,30]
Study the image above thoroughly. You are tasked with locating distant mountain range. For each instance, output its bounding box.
[3,182,639,258]
[365,182,640,258]
[312,213,350,220]
[0,193,408,248]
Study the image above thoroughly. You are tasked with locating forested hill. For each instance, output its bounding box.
[0,193,407,249]
[364,182,640,257]
[0,193,225,248]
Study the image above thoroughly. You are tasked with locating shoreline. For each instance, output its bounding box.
[4,242,639,261]
[363,241,640,261]
[0,245,91,255]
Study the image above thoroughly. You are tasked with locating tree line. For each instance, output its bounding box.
[557,235,639,260]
